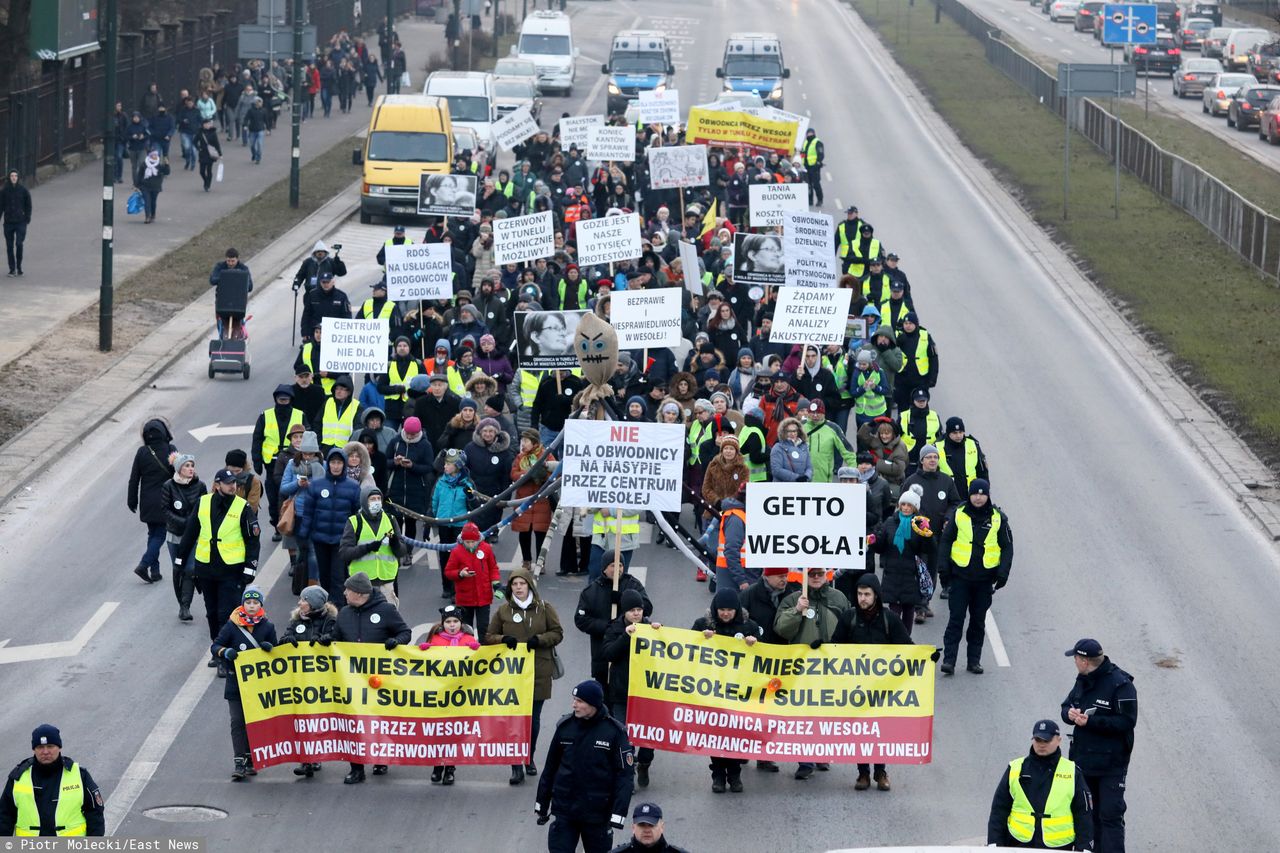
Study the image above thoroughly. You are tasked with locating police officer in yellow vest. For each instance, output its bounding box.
[252,384,305,534]
[938,416,990,498]
[802,127,824,207]
[835,206,864,260]
[321,375,363,454]
[899,388,943,468]
[375,224,414,268]
[376,336,421,427]
[338,486,408,606]
[359,278,403,341]
[988,720,1093,850]
[937,479,1012,675]
[174,468,261,671]
[844,223,881,278]
[0,725,104,837]
[294,323,336,396]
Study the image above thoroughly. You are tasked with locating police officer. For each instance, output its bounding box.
[300,270,353,342]
[608,803,691,853]
[1061,639,1136,853]
[535,680,635,853]
[937,478,1012,675]
[0,725,105,837]
[359,277,403,339]
[175,468,261,671]
[802,128,824,207]
[375,224,414,267]
[252,384,304,537]
[987,720,1093,850]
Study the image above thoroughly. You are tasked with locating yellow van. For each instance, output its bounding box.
[357,95,454,224]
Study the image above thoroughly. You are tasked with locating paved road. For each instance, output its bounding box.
[0,0,1277,849]
[968,0,1280,176]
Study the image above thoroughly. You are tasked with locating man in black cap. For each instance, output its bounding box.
[608,803,690,852]
[536,679,635,853]
[936,478,1012,675]
[0,725,105,837]
[252,385,305,537]
[358,276,404,342]
[845,222,881,279]
[376,224,413,268]
[299,269,352,342]
[835,205,863,264]
[1061,639,1136,853]
[987,719,1093,850]
[939,415,989,499]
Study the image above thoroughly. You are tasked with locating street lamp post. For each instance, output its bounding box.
[290,0,303,208]
[100,0,118,352]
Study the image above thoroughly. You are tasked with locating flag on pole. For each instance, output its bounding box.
[698,199,718,238]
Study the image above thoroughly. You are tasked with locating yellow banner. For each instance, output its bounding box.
[685,108,800,154]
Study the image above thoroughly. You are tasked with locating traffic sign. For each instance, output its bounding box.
[1102,4,1157,45]
[1056,63,1137,97]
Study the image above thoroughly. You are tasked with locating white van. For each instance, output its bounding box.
[424,71,497,150]
[1225,28,1273,70]
[518,11,577,96]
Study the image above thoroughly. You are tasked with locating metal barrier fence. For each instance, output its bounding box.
[936,0,1280,280]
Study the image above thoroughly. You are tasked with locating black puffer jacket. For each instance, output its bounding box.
[284,602,340,644]
[334,589,411,645]
[160,476,207,537]
[1060,657,1137,775]
[832,574,913,644]
[574,574,652,673]
[128,418,175,524]
[870,511,936,607]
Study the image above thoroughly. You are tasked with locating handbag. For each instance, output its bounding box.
[126,189,144,215]
[399,71,411,88]
[549,646,565,680]
[277,497,296,535]
[916,556,935,600]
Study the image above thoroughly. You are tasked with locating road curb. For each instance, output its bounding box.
[838,0,1280,542]
[0,182,360,511]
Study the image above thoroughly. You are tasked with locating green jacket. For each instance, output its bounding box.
[804,419,859,484]
[774,584,850,646]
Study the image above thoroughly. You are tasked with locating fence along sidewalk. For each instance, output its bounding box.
[935,0,1280,282]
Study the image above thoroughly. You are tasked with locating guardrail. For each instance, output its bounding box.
[936,0,1280,281]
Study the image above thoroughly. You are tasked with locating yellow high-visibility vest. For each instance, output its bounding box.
[686,420,714,465]
[261,407,304,466]
[738,424,768,482]
[348,512,397,581]
[937,436,980,483]
[899,409,941,453]
[360,298,395,320]
[592,511,640,536]
[386,359,420,403]
[195,493,248,564]
[1007,755,1077,848]
[322,397,359,447]
[301,343,336,395]
[908,329,931,376]
[12,762,87,837]
[803,136,822,166]
[950,506,1003,570]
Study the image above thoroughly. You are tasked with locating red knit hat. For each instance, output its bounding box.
[762,567,788,577]
[460,522,482,542]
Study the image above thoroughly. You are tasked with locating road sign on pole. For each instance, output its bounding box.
[1057,63,1138,221]
[1102,4,1157,45]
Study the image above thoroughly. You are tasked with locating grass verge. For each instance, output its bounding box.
[851,0,1280,467]
[0,133,362,445]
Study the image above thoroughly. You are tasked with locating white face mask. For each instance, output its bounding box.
[368,500,382,515]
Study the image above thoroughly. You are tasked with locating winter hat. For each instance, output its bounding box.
[856,451,875,465]
[836,466,858,480]
[712,588,739,612]
[479,333,496,348]
[693,399,714,415]
[402,417,422,435]
[460,522,482,542]
[899,483,924,510]
[855,350,874,366]
[476,417,502,434]
[969,478,990,498]
[704,368,722,381]
[660,401,681,419]
[225,448,248,467]
[763,567,789,577]
[485,395,507,414]
[300,586,328,611]
[288,422,307,438]
[911,387,930,403]
[344,572,374,594]
[710,390,733,408]
[945,416,966,434]
[174,453,196,471]
[242,586,264,603]
[394,335,411,348]
[459,397,479,412]
[920,444,940,460]
[571,679,605,712]
[273,384,295,400]
[807,398,826,415]
[619,589,645,613]
[31,725,61,749]
[716,433,740,449]
[520,428,541,445]
[903,312,920,325]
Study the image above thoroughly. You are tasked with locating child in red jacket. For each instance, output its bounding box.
[443,522,502,631]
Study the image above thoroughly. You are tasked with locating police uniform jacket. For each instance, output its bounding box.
[176,490,261,579]
[987,746,1093,850]
[0,756,105,837]
[535,707,635,825]
[1060,657,1137,776]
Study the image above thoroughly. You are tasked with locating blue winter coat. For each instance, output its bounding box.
[431,471,473,529]
[297,449,360,544]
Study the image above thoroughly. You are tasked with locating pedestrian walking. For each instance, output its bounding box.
[987,720,1093,850]
[127,416,175,584]
[866,483,936,636]
[194,118,222,192]
[419,604,482,786]
[1061,639,1137,853]
[296,448,361,606]
[245,97,268,164]
[535,680,635,853]
[125,112,149,183]
[511,429,556,571]
[602,591,661,789]
[0,725,105,837]
[210,586,277,781]
[442,522,501,632]
[575,560,652,688]
[338,486,408,606]
[160,453,206,621]
[135,149,168,224]
[937,479,1013,675]
[0,170,32,276]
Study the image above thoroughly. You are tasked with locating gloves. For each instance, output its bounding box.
[241,563,258,584]
[526,636,541,650]
[993,577,1008,591]
[796,475,809,483]
[609,590,622,604]
[286,635,299,646]
[221,648,238,661]
[384,638,399,650]
[503,635,518,649]
[291,280,302,292]
[259,642,274,653]
[419,642,430,651]
[316,634,333,646]
[364,540,382,555]
[930,649,941,662]
[809,639,823,650]
[536,814,551,826]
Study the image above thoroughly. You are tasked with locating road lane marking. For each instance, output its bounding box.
[985,610,1011,667]
[0,602,119,664]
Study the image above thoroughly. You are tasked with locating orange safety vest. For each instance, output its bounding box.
[715,508,747,569]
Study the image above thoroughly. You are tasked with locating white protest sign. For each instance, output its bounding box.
[678,239,703,296]
[749,182,807,227]
[560,114,606,151]
[492,106,540,150]
[611,287,683,349]
[576,212,642,266]
[646,145,709,190]
[384,242,452,301]
[320,318,389,374]
[785,252,840,289]
[587,125,635,162]
[783,209,837,287]
[560,420,685,512]
[637,88,681,126]
[493,210,555,266]
[744,482,867,569]
[771,286,852,345]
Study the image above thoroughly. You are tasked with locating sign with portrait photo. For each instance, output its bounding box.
[732,232,785,287]
[515,309,589,370]
[417,173,478,217]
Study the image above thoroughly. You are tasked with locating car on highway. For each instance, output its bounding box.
[493,57,538,85]
[1172,57,1224,97]
[1154,1,1181,30]
[1259,93,1280,143]
[1202,71,1255,114]
[1186,1,1223,27]
[1125,33,1182,76]
[452,126,491,175]
[1202,26,1233,58]
[1048,0,1079,23]
[1226,83,1280,130]
[1224,28,1272,71]
[1073,1,1104,32]
[492,75,542,123]
[1177,18,1215,51]
[1247,40,1280,82]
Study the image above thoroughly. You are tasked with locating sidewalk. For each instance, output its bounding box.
[0,14,447,369]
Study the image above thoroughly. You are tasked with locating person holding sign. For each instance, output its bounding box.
[602,592,663,790]
[691,589,762,794]
[210,587,278,782]
[575,561,652,689]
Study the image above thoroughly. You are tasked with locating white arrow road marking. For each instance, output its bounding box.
[188,423,255,442]
[0,602,119,664]
[985,610,1011,667]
